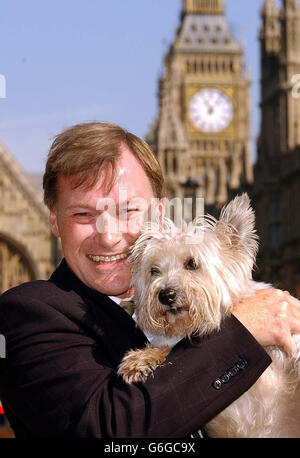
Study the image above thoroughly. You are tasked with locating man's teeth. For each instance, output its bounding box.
[88,253,128,263]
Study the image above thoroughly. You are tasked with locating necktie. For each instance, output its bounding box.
[119,300,135,316]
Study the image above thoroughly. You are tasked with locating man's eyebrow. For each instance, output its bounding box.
[66,198,146,211]
[65,201,128,211]
[65,204,97,211]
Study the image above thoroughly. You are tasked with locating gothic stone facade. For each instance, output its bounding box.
[253,0,300,295]
[0,141,58,293]
[147,0,253,217]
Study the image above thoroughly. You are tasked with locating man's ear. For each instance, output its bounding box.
[49,211,60,238]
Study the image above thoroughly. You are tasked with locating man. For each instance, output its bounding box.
[0,122,299,438]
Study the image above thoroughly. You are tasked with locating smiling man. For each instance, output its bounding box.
[0,122,299,438]
[49,144,155,297]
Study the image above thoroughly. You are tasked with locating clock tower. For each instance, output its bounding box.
[252,0,300,294]
[146,0,253,213]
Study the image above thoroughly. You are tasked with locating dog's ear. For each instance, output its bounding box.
[216,193,258,255]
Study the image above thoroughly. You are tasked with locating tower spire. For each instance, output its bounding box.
[183,0,224,15]
[283,0,299,10]
[261,0,278,16]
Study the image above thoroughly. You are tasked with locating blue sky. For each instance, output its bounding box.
[0,0,269,174]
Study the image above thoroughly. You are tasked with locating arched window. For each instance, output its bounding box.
[0,236,35,293]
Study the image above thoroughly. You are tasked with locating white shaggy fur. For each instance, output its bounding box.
[122,194,300,438]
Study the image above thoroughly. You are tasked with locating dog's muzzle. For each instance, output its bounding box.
[158,288,177,306]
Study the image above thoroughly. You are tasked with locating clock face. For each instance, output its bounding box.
[189,89,233,133]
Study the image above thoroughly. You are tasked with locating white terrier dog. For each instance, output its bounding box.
[118,194,300,438]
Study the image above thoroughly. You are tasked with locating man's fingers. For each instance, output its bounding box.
[287,316,300,334]
[278,334,294,357]
[285,293,300,313]
[280,294,300,325]
[259,288,300,315]
[272,316,295,357]
[236,287,300,349]
[277,297,300,333]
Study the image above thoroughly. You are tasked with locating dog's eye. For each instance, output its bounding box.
[184,258,199,271]
[150,267,160,276]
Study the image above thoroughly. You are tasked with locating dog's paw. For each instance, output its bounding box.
[118,345,170,384]
[118,357,156,384]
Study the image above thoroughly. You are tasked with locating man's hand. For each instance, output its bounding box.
[232,289,300,356]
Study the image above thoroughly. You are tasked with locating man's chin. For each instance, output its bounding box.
[84,267,131,297]
[92,281,132,297]
[67,256,131,296]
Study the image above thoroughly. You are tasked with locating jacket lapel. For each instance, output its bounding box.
[48,259,148,367]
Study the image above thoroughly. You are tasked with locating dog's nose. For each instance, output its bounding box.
[159,288,177,306]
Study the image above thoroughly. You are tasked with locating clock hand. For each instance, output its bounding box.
[203,100,214,115]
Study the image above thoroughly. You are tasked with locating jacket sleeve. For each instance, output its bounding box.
[0,292,271,438]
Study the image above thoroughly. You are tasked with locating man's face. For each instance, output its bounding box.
[50,144,159,297]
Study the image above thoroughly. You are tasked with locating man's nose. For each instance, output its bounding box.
[95,213,123,248]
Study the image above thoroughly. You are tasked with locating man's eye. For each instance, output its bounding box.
[119,208,139,216]
[126,208,139,213]
[74,213,90,217]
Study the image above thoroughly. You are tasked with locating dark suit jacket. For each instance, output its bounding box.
[0,259,271,438]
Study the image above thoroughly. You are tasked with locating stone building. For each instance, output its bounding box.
[253,0,300,294]
[146,0,253,216]
[0,140,59,294]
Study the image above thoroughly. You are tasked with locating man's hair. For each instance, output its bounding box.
[43,122,165,210]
